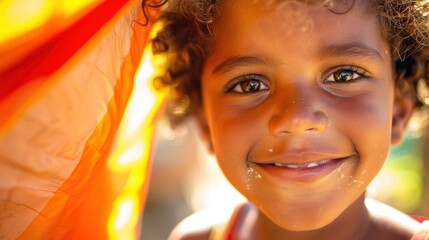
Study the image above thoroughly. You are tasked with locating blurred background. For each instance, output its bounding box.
[140,108,429,240]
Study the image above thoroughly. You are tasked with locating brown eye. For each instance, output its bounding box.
[228,76,269,93]
[325,67,365,83]
[334,70,355,82]
[233,79,269,93]
[241,80,262,92]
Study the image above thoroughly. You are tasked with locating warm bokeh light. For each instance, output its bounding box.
[124,61,156,138]
[107,24,167,240]
[108,195,140,240]
[117,143,145,168]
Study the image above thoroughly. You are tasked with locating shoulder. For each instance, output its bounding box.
[168,205,242,240]
[167,209,217,240]
[409,216,429,240]
[366,198,428,239]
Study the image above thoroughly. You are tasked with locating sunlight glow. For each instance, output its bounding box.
[115,199,134,230]
[124,60,156,137]
[108,196,140,240]
[107,23,167,240]
[117,143,145,167]
[0,0,100,44]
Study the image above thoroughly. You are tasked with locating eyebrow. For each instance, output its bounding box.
[212,55,271,75]
[211,43,385,75]
[317,42,385,63]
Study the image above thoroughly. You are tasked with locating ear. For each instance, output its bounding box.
[195,108,214,154]
[391,90,415,145]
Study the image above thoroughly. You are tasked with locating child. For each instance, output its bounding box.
[144,0,429,239]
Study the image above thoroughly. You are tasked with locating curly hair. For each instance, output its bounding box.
[142,0,429,123]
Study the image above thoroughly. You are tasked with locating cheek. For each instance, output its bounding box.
[333,91,393,177]
[337,96,391,139]
[209,117,254,194]
[202,89,270,190]
[209,109,264,165]
[202,80,265,155]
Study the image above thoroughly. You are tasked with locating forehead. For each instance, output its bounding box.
[209,0,384,57]
[215,0,376,29]
[243,0,358,13]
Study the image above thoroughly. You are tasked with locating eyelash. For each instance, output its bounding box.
[225,74,270,93]
[324,66,369,83]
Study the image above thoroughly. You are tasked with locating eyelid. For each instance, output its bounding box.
[224,74,269,93]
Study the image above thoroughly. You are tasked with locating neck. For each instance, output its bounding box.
[243,194,372,240]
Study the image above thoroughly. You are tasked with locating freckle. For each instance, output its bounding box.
[268,148,273,153]
[361,170,366,175]
[341,174,345,178]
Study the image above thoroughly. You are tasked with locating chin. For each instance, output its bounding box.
[269,210,337,231]
[256,199,347,232]
[272,215,335,232]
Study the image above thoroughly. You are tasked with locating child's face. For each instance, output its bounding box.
[200,0,407,231]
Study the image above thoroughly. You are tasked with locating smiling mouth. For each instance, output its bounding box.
[253,156,353,183]
[272,159,332,169]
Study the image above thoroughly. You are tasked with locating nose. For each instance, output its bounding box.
[268,95,328,136]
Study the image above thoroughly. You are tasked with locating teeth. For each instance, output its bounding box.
[306,162,319,168]
[287,164,300,169]
[273,160,330,169]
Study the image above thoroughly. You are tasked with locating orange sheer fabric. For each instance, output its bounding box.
[0,1,161,239]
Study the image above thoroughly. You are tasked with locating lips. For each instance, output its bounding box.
[250,153,355,183]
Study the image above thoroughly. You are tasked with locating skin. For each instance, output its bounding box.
[189,0,417,239]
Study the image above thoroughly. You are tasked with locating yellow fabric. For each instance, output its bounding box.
[0,0,102,73]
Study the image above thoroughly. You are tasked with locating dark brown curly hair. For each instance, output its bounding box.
[142,0,429,123]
